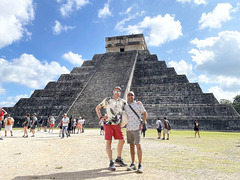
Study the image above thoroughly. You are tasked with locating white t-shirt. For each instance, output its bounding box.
[125,101,146,131]
[156,120,162,129]
[62,117,69,127]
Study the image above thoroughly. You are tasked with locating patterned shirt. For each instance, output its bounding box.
[125,101,146,131]
[99,97,126,125]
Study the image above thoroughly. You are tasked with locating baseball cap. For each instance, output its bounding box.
[128,91,135,96]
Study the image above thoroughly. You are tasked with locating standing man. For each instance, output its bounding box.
[162,117,170,140]
[125,91,147,173]
[95,86,127,171]
[61,113,69,138]
[0,108,7,140]
[4,114,14,137]
[31,113,37,137]
[155,118,162,139]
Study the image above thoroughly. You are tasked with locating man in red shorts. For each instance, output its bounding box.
[95,86,127,171]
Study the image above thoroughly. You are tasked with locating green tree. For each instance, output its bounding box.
[232,95,240,114]
[219,99,232,104]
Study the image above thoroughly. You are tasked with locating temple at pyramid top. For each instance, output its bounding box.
[105,34,148,52]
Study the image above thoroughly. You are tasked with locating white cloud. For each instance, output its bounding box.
[0,0,34,49]
[116,14,182,47]
[189,31,240,100]
[57,0,90,17]
[98,0,112,19]
[1,94,29,107]
[119,4,137,16]
[199,3,233,29]
[168,60,197,81]
[208,86,240,102]
[52,20,75,35]
[176,0,207,5]
[62,51,85,66]
[0,54,69,89]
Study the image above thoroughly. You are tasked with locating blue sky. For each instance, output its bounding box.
[1,0,240,107]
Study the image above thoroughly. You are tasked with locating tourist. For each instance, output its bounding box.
[58,118,63,137]
[48,116,56,133]
[81,117,86,133]
[95,86,127,171]
[43,116,48,132]
[68,115,73,136]
[77,117,82,134]
[61,113,69,138]
[125,91,148,173]
[99,119,104,135]
[155,118,162,139]
[72,118,77,134]
[194,120,200,138]
[141,121,147,138]
[31,113,38,137]
[37,116,44,131]
[4,114,14,137]
[22,113,30,138]
[0,108,7,140]
[162,117,170,140]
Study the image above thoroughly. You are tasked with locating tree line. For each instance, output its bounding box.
[220,95,240,114]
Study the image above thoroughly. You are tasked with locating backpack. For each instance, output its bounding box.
[7,118,12,125]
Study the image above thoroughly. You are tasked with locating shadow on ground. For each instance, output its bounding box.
[13,167,136,180]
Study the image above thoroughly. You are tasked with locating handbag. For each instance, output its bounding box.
[120,110,128,127]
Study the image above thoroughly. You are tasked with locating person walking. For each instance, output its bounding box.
[72,118,77,134]
[48,116,56,133]
[77,117,82,134]
[95,86,127,171]
[61,113,69,138]
[31,113,37,137]
[68,115,73,136]
[162,117,170,140]
[38,116,44,131]
[43,116,48,132]
[155,118,162,139]
[4,114,14,137]
[22,113,30,138]
[0,108,7,140]
[125,91,148,173]
[194,120,200,138]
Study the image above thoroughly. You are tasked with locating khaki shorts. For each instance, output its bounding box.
[163,129,169,134]
[127,130,141,144]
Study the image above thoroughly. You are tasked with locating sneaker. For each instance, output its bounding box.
[162,138,165,140]
[115,158,127,167]
[166,138,169,140]
[0,138,3,140]
[22,135,25,137]
[157,137,160,139]
[109,162,116,171]
[137,165,143,173]
[11,134,13,137]
[31,135,35,137]
[25,135,28,138]
[127,163,137,171]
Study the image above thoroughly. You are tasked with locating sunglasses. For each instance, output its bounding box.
[114,90,121,94]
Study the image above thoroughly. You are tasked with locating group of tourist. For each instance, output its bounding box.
[0,109,86,139]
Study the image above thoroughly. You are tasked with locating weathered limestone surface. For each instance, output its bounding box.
[4,34,240,130]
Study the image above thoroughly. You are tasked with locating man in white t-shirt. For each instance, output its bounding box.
[61,113,69,138]
[4,114,14,137]
[125,91,148,173]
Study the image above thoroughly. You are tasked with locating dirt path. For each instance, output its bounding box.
[0,129,239,180]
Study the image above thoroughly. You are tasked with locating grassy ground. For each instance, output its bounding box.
[135,129,240,178]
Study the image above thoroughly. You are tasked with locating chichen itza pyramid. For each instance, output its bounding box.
[4,34,240,130]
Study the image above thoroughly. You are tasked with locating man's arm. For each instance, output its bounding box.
[142,111,148,123]
[95,105,104,121]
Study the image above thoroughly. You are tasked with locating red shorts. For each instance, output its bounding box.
[104,125,124,140]
[50,124,54,127]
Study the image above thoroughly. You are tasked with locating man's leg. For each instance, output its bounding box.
[136,144,142,165]
[117,139,125,157]
[106,140,113,160]
[130,144,135,163]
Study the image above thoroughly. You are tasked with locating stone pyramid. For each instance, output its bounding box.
[5,34,240,130]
